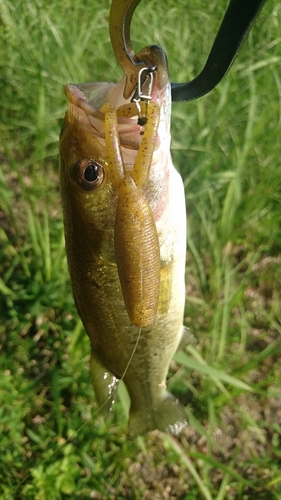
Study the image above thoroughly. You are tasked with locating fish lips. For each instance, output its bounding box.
[65,45,170,109]
[63,45,170,151]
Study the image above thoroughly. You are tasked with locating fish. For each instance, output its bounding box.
[59,45,194,437]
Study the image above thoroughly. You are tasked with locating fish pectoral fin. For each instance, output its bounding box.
[128,391,188,438]
[176,325,197,353]
[90,349,119,416]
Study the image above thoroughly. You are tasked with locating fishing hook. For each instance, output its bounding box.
[109,0,266,102]
[132,65,156,128]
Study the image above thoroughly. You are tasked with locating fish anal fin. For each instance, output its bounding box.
[90,348,119,416]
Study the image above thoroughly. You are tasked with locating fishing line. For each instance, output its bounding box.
[13,325,142,494]
[120,325,142,380]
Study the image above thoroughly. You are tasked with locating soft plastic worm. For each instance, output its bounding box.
[101,100,161,327]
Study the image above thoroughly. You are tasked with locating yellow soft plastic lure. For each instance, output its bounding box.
[101,101,160,327]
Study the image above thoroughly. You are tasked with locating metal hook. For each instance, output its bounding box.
[133,66,157,102]
[109,0,266,102]
[132,66,157,130]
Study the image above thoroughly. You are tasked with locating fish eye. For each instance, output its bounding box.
[74,159,104,190]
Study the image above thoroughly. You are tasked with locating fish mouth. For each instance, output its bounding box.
[64,46,170,151]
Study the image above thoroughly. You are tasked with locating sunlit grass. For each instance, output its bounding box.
[0,0,281,498]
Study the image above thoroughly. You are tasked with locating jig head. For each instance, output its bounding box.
[109,0,266,101]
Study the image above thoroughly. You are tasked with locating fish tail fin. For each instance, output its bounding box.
[90,349,118,416]
[128,391,188,438]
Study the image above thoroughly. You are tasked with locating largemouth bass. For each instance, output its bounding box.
[59,46,193,436]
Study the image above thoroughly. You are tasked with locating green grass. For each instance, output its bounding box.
[1,0,281,498]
